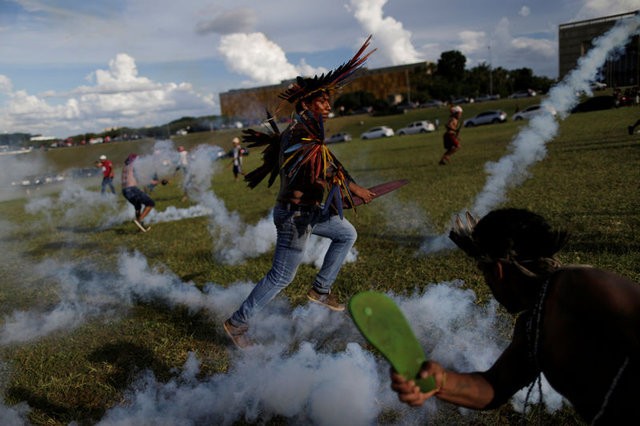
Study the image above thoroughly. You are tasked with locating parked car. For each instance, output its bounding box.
[475,94,501,102]
[360,126,394,139]
[509,89,537,99]
[396,120,435,135]
[463,110,508,127]
[325,132,352,143]
[571,95,617,113]
[420,99,444,108]
[512,104,557,121]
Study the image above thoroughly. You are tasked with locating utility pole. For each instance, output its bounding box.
[488,44,493,96]
[405,69,411,105]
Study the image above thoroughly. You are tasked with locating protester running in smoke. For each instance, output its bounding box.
[121,153,155,232]
[223,36,377,349]
[391,208,640,425]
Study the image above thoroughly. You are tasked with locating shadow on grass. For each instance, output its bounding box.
[24,241,101,259]
[181,271,207,282]
[56,225,103,234]
[6,385,105,425]
[139,302,224,345]
[88,341,170,388]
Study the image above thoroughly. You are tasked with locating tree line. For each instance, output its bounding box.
[335,50,556,113]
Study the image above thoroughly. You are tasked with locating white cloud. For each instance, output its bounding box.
[519,6,531,17]
[195,7,257,35]
[0,54,215,137]
[349,0,423,65]
[217,32,327,86]
[0,75,12,94]
[458,31,488,55]
[487,18,556,70]
[576,0,640,20]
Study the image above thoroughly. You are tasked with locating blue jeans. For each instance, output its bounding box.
[101,177,115,194]
[229,204,357,326]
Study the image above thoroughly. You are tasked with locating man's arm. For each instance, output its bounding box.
[347,180,375,204]
[391,315,537,410]
[391,361,495,409]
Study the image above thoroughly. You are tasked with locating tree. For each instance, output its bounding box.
[509,67,535,92]
[437,50,466,83]
[334,91,376,113]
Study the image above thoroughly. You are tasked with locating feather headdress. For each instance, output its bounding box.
[278,35,376,104]
[449,209,569,276]
[244,36,375,217]
[242,110,281,189]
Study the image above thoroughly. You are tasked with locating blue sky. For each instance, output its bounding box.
[0,0,638,138]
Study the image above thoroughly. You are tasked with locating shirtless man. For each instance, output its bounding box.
[391,208,639,425]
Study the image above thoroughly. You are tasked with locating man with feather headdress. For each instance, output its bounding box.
[224,36,376,349]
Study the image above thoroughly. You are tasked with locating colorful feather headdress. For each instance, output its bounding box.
[278,35,376,105]
[244,36,376,218]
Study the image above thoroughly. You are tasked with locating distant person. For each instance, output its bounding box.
[175,145,189,175]
[231,137,244,181]
[390,208,640,425]
[96,154,115,194]
[439,105,463,165]
[175,146,190,202]
[121,153,155,233]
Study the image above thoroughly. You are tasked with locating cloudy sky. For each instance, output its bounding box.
[0,0,638,138]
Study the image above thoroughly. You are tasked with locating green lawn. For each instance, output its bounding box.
[0,98,638,425]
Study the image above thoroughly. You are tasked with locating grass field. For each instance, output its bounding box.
[0,96,639,425]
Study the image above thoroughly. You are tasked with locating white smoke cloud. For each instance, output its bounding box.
[349,0,423,65]
[217,32,328,86]
[0,235,565,423]
[421,12,640,254]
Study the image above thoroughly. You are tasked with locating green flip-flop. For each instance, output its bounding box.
[349,291,436,392]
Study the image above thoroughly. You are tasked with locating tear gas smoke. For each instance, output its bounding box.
[421,13,640,254]
[0,245,562,423]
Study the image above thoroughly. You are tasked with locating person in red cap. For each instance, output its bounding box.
[439,105,463,165]
[96,154,115,194]
[121,153,155,232]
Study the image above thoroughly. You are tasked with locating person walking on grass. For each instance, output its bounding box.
[439,105,463,165]
[223,36,377,349]
[97,154,115,194]
[121,153,155,233]
[231,137,244,181]
[391,208,640,425]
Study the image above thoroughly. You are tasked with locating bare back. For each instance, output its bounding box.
[538,267,639,422]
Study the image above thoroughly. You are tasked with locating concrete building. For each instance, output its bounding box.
[559,11,639,87]
[219,62,431,122]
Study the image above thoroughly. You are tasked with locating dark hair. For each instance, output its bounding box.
[471,208,568,262]
[294,89,328,113]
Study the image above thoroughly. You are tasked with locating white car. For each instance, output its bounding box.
[325,132,352,143]
[360,126,394,140]
[512,104,557,121]
[396,120,435,135]
[463,110,508,127]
